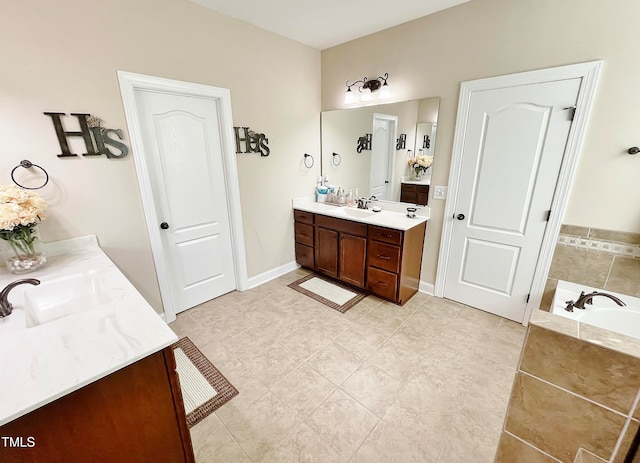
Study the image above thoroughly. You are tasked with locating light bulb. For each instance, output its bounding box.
[379,82,391,99]
[344,88,355,104]
[361,88,372,102]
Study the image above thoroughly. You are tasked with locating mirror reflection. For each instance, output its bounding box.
[321,97,439,204]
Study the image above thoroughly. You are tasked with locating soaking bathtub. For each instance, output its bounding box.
[551,280,640,339]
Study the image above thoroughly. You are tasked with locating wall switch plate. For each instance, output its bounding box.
[433,186,448,199]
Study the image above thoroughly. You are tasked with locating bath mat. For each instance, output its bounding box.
[288,273,368,314]
[173,337,238,428]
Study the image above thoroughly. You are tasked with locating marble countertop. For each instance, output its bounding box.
[401,176,432,186]
[0,236,178,426]
[292,197,429,231]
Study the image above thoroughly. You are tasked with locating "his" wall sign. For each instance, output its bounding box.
[44,112,129,159]
[234,127,270,157]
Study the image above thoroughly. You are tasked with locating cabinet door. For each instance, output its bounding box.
[400,184,417,204]
[339,234,367,288]
[417,185,429,205]
[315,227,338,277]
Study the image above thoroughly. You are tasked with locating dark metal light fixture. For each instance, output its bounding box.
[345,73,390,104]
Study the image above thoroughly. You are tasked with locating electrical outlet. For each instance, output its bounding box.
[433,186,448,199]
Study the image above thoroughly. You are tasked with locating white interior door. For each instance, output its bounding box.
[370,113,397,200]
[443,78,581,322]
[134,89,236,314]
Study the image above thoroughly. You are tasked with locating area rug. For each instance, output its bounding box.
[288,273,368,314]
[173,337,239,428]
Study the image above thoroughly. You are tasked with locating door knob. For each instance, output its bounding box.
[455,214,465,220]
[160,222,169,229]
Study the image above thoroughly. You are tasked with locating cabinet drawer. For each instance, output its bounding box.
[416,185,429,206]
[316,215,367,237]
[368,241,400,274]
[294,222,314,247]
[366,267,398,301]
[368,225,402,246]
[294,210,314,225]
[295,243,314,268]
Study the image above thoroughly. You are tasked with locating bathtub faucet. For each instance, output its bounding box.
[566,291,627,312]
[0,279,40,318]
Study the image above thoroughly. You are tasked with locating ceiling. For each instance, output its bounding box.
[190,0,471,50]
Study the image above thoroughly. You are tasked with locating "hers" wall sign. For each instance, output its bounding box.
[44,112,129,159]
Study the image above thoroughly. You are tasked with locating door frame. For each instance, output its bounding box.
[371,113,398,200]
[117,71,248,323]
[434,61,602,324]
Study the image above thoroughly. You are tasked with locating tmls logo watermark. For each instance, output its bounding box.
[2,436,36,448]
[44,112,129,159]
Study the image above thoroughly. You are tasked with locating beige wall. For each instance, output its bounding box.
[1,0,321,312]
[321,0,640,285]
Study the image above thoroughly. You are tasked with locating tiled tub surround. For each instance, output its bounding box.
[170,268,527,462]
[495,310,640,463]
[541,225,640,311]
[0,236,178,426]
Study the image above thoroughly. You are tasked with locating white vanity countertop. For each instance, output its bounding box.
[0,236,178,426]
[401,176,432,186]
[293,197,429,231]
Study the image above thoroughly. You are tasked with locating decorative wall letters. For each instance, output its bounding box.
[396,133,407,150]
[44,113,129,159]
[356,134,372,153]
[234,127,270,157]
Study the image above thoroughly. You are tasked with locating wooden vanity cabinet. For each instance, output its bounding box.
[366,223,427,304]
[315,215,367,288]
[400,183,429,205]
[294,210,427,304]
[0,347,195,463]
[294,210,315,269]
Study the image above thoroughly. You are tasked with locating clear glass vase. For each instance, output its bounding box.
[0,224,47,274]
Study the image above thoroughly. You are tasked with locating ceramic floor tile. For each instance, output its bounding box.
[175,269,526,463]
[270,363,336,419]
[340,362,402,417]
[332,325,387,360]
[351,420,436,463]
[367,338,425,381]
[306,341,364,386]
[223,391,299,461]
[260,423,342,463]
[305,389,379,460]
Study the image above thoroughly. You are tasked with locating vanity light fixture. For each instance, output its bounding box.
[344,73,390,104]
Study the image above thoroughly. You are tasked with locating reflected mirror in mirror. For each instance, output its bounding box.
[321,97,439,203]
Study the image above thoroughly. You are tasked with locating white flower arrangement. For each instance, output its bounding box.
[0,185,47,258]
[408,155,433,176]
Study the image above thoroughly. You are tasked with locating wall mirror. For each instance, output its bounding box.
[321,97,439,202]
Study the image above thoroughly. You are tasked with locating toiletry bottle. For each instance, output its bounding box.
[338,188,346,205]
[346,189,354,207]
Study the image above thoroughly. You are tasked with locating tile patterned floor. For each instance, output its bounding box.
[169,268,527,463]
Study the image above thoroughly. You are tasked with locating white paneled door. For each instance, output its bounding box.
[443,78,581,322]
[370,113,397,200]
[135,90,236,314]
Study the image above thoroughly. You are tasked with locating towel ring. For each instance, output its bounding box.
[11,160,49,190]
[303,153,314,169]
[331,152,342,166]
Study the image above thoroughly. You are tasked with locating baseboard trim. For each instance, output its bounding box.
[247,261,300,289]
[419,280,435,296]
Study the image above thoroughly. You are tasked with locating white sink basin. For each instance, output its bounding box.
[332,207,376,218]
[24,271,114,327]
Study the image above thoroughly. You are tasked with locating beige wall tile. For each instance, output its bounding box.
[540,278,559,312]
[575,448,608,463]
[549,246,613,288]
[505,373,626,462]
[561,225,590,237]
[613,420,639,463]
[605,256,640,297]
[589,229,640,245]
[521,326,640,414]
[495,431,559,463]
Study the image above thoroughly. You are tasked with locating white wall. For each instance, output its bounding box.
[1,0,321,312]
[321,0,640,285]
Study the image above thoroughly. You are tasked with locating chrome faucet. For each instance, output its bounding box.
[565,290,626,312]
[0,279,40,318]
